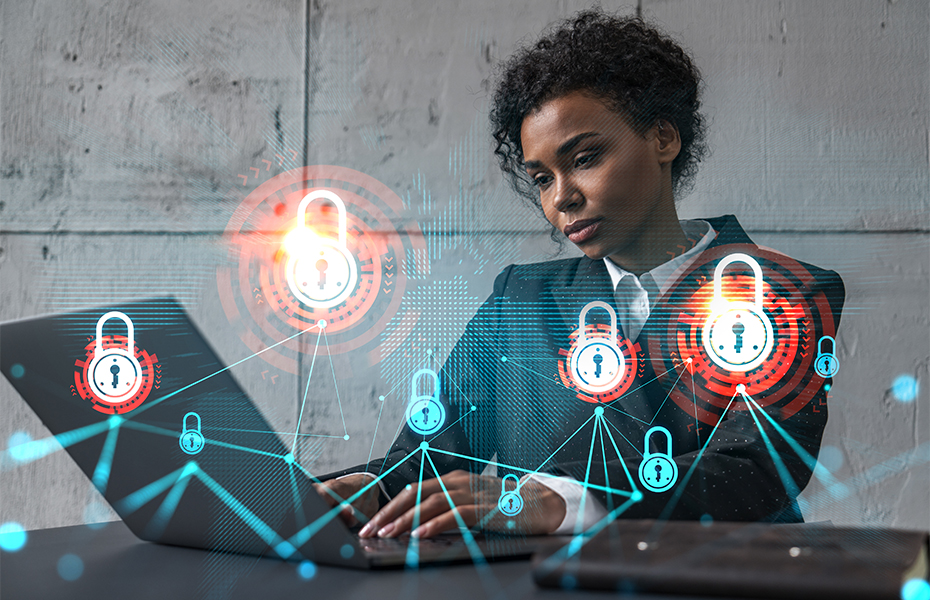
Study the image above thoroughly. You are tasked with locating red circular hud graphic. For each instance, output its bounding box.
[557,324,642,404]
[647,244,838,426]
[73,336,160,415]
[217,166,427,373]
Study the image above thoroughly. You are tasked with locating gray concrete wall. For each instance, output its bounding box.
[2,0,927,532]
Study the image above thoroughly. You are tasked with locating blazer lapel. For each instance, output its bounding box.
[550,257,619,336]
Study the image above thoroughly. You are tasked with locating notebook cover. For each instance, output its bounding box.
[532,519,928,599]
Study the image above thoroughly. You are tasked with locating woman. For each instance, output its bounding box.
[318,9,844,539]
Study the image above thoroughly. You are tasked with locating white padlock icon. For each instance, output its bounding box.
[569,301,626,394]
[701,253,774,373]
[87,311,143,403]
[405,368,445,436]
[285,190,359,309]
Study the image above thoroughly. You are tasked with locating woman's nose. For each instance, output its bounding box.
[552,177,583,213]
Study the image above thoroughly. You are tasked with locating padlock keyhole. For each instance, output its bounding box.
[110,361,120,389]
[315,258,329,290]
[422,405,429,425]
[654,462,662,482]
[592,351,603,377]
[732,320,745,354]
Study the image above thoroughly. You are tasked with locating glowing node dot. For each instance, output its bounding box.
[736,384,746,393]
[10,364,24,379]
[470,405,476,411]
[507,520,515,530]
[824,383,831,391]
[426,349,433,356]
[284,453,294,464]
[789,546,801,558]
[902,579,930,600]
[419,441,429,450]
[686,357,693,363]
[57,553,83,581]
[339,544,355,559]
[892,375,919,403]
[631,491,644,502]
[594,406,605,416]
[378,395,385,402]
[0,523,27,552]
[317,319,328,329]
[500,356,508,362]
[7,432,33,463]
[405,484,413,491]
[343,435,350,441]
[298,560,317,580]
[700,514,713,527]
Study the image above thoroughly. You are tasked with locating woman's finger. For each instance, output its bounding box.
[412,503,479,538]
[383,488,467,538]
[359,481,423,537]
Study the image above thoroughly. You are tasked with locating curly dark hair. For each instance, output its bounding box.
[490,9,707,204]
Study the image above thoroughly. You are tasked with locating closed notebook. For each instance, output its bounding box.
[533,519,928,599]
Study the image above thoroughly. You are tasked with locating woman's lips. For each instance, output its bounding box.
[564,219,601,244]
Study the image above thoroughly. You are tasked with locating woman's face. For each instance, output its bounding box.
[520,91,680,263]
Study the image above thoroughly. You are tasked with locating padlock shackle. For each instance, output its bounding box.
[95,311,135,358]
[577,300,618,344]
[818,335,835,355]
[183,411,201,432]
[501,473,521,493]
[643,426,672,457]
[712,253,764,309]
[410,368,440,402]
[297,190,348,246]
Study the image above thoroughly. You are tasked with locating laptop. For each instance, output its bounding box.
[0,298,539,568]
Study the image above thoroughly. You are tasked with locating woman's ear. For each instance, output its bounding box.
[654,119,681,165]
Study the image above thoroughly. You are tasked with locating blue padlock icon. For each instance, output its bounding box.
[638,426,678,493]
[498,474,524,517]
[405,368,445,436]
[814,336,839,378]
[179,412,205,455]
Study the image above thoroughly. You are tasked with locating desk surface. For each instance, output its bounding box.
[1,520,745,600]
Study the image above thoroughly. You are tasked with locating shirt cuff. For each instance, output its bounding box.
[336,472,391,500]
[522,473,608,535]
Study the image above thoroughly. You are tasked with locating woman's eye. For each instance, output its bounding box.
[574,152,600,169]
[532,174,553,188]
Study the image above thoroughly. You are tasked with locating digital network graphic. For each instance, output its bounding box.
[4,162,925,598]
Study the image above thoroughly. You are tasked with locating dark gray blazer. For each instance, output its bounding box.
[335,215,845,523]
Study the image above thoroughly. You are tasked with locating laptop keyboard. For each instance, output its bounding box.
[357,534,457,555]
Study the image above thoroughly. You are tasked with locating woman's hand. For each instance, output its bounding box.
[314,473,381,527]
[357,470,566,539]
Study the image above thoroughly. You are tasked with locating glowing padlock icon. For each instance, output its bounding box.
[701,253,774,373]
[405,368,445,436]
[569,301,626,394]
[637,426,678,493]
[814,335,839,378]
[284,190,359,309]
[497,474,524,516]
[87,311,143,404]
[179,412,205,455]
